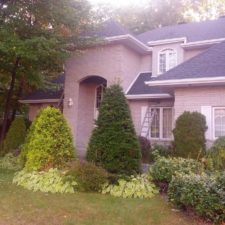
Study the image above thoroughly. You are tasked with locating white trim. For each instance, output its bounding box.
[157,48,178,75]
[105,34,152,52]
[147,37,187,46]
[126,94,172,99]
[212,107,225,140]
[19,99,60,104]
[181,38,225,48]
[125,71,152,94]
[145,76,225,87]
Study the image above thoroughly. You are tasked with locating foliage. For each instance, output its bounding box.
[87,84,141,175]
[173,111,207,159]
[21,107,75,171]
[138,136,151,163]
[168,172,225,224]
[206,136,225,171]
[0,153,21,171]
[149,156,203,183]
[3,117,27,155]
[151,144,174,161]
[102,174,158,199]
[13,168,77,194]
[0,0,95,144]
[65,161,108,192]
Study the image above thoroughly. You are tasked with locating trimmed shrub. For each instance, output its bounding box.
[168,172,225,224]
[65,161,108,192]
[102,174,158,199]
[149,156,203,184]
[206,136,225,171]
[13,168,77,193]
[3,117,27,155]
[138,136,151,163]
[86,84,141,175]
[20,107,75,171]
[0,153,21,171]
[173,111,207,159]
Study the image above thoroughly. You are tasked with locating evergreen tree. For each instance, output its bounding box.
[87,84,141,175]
[21,107,75,171]
[3,117,27,155]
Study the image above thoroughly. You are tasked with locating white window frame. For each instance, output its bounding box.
[212,107,225,140]
[94,83,106,120]
[149,107,173,140]
[158,48,177,75]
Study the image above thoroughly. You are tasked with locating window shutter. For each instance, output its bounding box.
[201,106,212,140]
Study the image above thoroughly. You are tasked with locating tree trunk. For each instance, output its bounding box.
[0,58,19,145]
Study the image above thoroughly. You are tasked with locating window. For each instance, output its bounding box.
[94,83,106,119]
[150,107,173,139]
[214,108,225,138]
[158,49,177,74]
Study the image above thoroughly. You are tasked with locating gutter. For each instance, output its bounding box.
[19,99,60,104]
[126,93,172,99]
[145,76,225,87]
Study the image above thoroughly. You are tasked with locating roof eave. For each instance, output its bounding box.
[126,94,172,99]
[145,77,225,87]
[19,99,60,104]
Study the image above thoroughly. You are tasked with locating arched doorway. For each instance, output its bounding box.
[76,76,107,157]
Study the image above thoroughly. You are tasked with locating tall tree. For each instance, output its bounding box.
[0,0,94,145]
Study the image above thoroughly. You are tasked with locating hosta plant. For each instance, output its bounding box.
[0,153,21,171]
[102,174,158,199]
[13,168,77,194]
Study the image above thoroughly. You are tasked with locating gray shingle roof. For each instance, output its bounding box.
[137,17,225,44]
[21,74,64,101]
[127,72,170,95]
[151,41,225,81]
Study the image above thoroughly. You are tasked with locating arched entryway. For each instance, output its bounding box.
[76,75,107,158]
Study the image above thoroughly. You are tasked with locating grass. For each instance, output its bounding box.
[0,169,205,225]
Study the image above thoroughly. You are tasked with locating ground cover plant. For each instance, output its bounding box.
[87,84,141,175]
[0,169,207,225]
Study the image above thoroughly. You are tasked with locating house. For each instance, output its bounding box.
[20,17,225,158]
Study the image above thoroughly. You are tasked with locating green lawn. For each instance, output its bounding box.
[0,169,205,225]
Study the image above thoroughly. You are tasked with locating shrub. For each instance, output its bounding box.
[151,144,174,161]
[102,174,158,199]
[65,161,108,192]
[20,107,75,171]
[173,111,207,159]
[149,156,203,184]
[168,172,225,223]
[3,117,27,155]
[0,153,21,171]
[86,84,141,175]
[138,136,151,163]
[206,136,225,171]
[13,168,77,193]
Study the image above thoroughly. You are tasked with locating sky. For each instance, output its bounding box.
[88,0,149,8]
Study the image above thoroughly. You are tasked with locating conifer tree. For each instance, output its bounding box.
[87,84,141,175]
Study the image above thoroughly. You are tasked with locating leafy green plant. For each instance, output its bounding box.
[149,156,203,183]
[3,117,27,155]
[173,111,207,159]
[13,168,77,194]
[206,136,225,171]
[151,144,174,161]
[168,172,225,224]
[87,84,141,175]
[20,107,75,171]
[102,174,158,199]
[0,153,21,171]
[65,161,108,192]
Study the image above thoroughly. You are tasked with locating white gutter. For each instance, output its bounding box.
[106,34,152,52]
[181,38,225,48]
[147,37,187,46]
[19,99,60,104]
[126,94,172,99]
[145,76,225,87]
